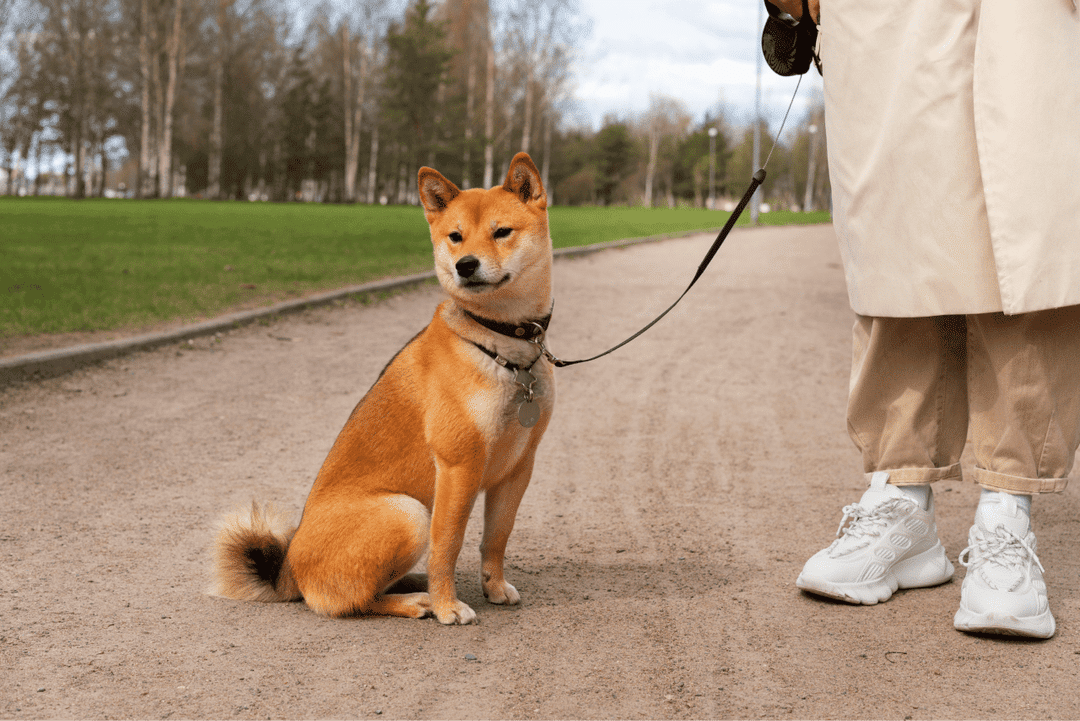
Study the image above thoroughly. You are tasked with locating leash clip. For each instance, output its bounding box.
[525,322,565,367]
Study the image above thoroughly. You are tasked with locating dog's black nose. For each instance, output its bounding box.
[456,255,481,278]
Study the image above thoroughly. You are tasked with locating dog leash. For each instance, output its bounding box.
[527,76,804,369]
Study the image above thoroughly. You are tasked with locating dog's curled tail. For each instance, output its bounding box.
[211,502,302,603]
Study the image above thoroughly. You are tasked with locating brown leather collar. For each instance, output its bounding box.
[463,307,552,342]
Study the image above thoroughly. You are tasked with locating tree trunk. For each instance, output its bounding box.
[482,43,495,188]
[803,112,822,212]
[520,64,533,154]
[396,160,407,204]
[159,0,183,199]
[99,138,109,197]
[644,130,659,208]
[305,122,317,199]
[67,137,76,196]
[11,145,23,196]
[428,78,444,171]
[74,117,87,198]
[32,134,42,195]
[342,23,353,200]
[255,147,267,200]
[137,0,152,198]
[541,108,552,199]
[344,33,365,202]
[272,138,284,201]
[150,9,163,198]
[462,48,475,189]
[208,0,227,200]
[366,117,379,204]
[502,97,514,178]
[73,10,87,200]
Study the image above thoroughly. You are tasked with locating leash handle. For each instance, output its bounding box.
[541,168,767,368]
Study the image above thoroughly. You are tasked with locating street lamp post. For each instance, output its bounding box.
[804,123,819,213]
[708,126,718,210]
[751,0,763,224]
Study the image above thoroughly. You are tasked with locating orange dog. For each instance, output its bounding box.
[211,153,555,624]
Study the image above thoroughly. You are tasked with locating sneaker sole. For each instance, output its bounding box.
[797,541,955,606]
[954,607,1055,639]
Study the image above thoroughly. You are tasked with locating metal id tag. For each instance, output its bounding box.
[517,400,540,428]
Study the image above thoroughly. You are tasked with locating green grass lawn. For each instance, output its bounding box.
[0,197,830,339]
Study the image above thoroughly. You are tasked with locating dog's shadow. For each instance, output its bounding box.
[447,556,732,606]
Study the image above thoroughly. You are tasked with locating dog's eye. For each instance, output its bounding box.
[448,231,463,244]
[493,227,513,239]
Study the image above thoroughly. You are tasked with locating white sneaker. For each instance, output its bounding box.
[954,493,1055,638]
[797,472,954,605]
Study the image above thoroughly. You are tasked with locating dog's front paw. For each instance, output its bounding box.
[435,600,477,625]
[482,577,520,605]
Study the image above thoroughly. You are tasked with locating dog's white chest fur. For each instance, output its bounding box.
[466,352,554,485]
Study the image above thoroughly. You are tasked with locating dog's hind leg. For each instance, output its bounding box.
[384,573,428,594]
[372,572,432,617]
[288,494,431,618]
[366,591,433,618]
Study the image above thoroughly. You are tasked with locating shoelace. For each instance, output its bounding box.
[834,498,912,541]
[958,524,1045,574]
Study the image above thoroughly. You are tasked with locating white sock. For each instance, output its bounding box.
[896,483,931,510]
[980,488,1031,515]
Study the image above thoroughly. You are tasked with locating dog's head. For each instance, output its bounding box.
[418,152,552,320]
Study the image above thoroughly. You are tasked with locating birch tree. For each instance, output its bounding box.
[481,39,494,187]
[136,0,153,197]
[0,0,28,184]
[364,40,387,204]
[341,21,361,200]
[640,94,690,208]
[342,0,391,202]
[801,100,826,212]
[441,0,488,189]
[27,0,116,198]
[503,0,582,154]
[157,0,182,198]
[206,0,231,200]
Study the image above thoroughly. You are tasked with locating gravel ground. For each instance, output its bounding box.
[2,224,1079,720]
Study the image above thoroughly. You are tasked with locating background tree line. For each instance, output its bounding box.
[0,0,829,210]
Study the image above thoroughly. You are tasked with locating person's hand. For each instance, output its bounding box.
[770,0,820,23]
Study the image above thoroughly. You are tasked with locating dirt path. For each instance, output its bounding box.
[2,225,1079,720]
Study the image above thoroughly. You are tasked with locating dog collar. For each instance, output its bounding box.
[463,307,552,342]
[469,341,542,373]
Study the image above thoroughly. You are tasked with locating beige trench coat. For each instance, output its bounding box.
[820,0,1080,317]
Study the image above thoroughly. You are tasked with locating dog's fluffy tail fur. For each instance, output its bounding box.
[211,502,302,603]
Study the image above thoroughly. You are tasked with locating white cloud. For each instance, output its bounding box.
[570,0,822,131]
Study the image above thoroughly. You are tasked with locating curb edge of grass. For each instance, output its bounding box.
[0,229,704,388]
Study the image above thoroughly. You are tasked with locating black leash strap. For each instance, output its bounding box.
[533,75,803,369]
[540,168,767,368]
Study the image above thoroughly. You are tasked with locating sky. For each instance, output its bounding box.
[566,0,822,133]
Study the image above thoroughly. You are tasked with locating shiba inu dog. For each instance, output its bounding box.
[211,153,555,625]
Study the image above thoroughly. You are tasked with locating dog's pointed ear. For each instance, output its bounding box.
[418,167,461,216]
[502,152,546,208]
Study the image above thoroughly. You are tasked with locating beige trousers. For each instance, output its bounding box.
[847,307,1080,494]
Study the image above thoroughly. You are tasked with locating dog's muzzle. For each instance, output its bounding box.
[456,255,481,279]
[455,255,509,290]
